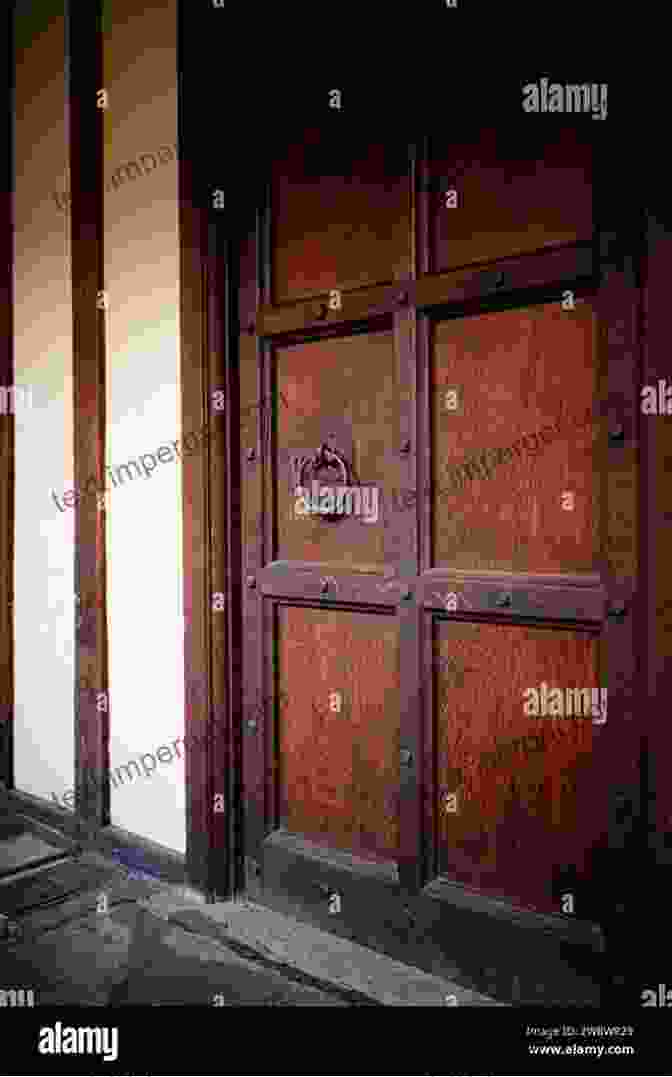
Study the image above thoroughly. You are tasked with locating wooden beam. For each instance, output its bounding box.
[67,0,108,830]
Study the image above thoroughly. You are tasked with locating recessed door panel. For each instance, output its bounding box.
[431,301,599,572]
[276,332,397,568]
[277,607,400,863]
[428,125,593,273]
[272,128,409,304]
[435,620,607,915]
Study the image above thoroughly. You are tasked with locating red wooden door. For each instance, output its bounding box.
[235,104,640,1005]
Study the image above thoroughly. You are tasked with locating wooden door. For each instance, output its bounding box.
[235,102,641,1004]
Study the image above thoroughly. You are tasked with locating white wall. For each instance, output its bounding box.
[12,0,184,851]
[103,0,185,852]
[13,5,76,804]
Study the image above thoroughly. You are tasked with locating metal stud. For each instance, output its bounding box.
[478,269,506,294]
[609,423,625,442]
[608,600,627,617]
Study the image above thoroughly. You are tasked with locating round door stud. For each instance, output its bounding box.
[400,439,411,455]
[400,748,413,766]
[609,423,625,442]
[246,575,256,589]
[608,599,627,617]
[320,578,329,594]
[247,447,256,462]
[495,591,512,608]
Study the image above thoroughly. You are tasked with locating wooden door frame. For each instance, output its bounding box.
[178,0,242,898]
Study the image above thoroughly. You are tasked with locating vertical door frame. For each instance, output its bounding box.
[178,0,241,898]
[68,0,109,838]
[0,0,15,795]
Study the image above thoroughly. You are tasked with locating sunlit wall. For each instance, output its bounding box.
[13,1,75,802]
[103,0,185,851]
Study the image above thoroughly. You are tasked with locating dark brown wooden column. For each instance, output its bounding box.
[67,0,109,833]
[178,0,242,897]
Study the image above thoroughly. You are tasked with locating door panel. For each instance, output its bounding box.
[434,619,607,915]
[277,606,399,862]
[431,300,600,572]
[275,332,397,568]
[427,125,593,273]
[272,128,410,303]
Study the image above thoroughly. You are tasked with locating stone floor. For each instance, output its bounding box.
[0,817,501,1007]
[0,855,354,1006]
